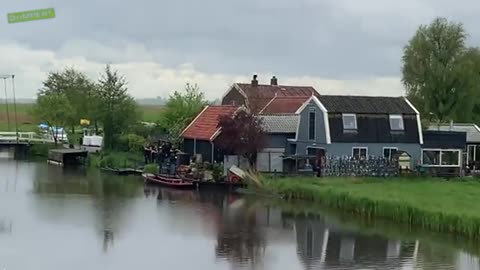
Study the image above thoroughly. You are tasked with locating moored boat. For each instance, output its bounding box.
[142,173,195,189]
[194,180,245,190]
[101,167,143,176]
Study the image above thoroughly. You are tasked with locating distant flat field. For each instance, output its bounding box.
[0,103,163,131]
[0,103,35,131]
[140,105,164,123]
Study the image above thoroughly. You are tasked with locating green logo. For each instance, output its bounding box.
[7,8,55,24]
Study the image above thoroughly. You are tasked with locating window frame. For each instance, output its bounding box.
[421,148,462,167]
[383,147,398,160]
[342,113,358,130]
[467,144,480,165]
[352,147,368,159]
[308,109,316,141]
[389,114,404,131]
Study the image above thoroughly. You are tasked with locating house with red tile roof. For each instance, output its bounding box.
[221,75,319,113]
[181,75,319,169]
[181,105,240,163]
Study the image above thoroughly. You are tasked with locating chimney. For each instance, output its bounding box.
[270,76,278,86]
[251,74,258,86]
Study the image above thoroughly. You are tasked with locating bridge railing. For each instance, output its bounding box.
[0,132,55,144]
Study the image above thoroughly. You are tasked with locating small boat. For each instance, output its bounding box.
[142,173,195,189]
[193,180,245,190]
[101,167,143,176]
[177,174,245,190]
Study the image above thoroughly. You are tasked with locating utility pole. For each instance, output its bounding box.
[2,77,10,130]
[11,75,18,142]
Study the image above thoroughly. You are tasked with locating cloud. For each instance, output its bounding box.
[0,39,405,100]
[1,0,479,99]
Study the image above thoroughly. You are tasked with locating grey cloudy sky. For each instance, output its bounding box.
[1,0,480,99]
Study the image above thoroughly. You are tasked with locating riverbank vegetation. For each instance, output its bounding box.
[261,177,480,237]
[23,64,207,167]
[88,151,143,169]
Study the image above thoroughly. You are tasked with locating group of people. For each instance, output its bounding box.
[143,142,175,165]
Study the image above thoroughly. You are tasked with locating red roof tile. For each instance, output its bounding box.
[235,83,320,113]
[236,83,319,98]
[181,105,239,141]
[259,96,311,114]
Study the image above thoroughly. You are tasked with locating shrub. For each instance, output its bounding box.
[118,133,146,153]
[28,144,58,158]
[212,163,224,182]
[144,164,159,174]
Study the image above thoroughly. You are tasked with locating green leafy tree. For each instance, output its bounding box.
[97,65,139,150]
[402,17,480,124]
[41,67,97,133]
[160,83,207,145]
[33,92,74,144]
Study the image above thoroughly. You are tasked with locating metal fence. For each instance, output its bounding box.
[321,156,399,177]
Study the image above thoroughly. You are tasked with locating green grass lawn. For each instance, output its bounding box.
[263,177,480,236]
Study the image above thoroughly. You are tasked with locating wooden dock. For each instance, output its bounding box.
[48,149,88,166]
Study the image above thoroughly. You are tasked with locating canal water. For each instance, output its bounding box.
[1,160,479,270]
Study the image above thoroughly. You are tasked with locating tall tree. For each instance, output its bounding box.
[160,83,207,145]
[402,17,480,124]
[97,65,139,150]
[215,111,266,168]
[41,67,97,133]
[33,91,74,144]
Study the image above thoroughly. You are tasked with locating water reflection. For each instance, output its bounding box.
[0,218,12,235]
[292,216,419,269]
[32,164,142,254]
[152,187,480,270]
[3,161,480,269]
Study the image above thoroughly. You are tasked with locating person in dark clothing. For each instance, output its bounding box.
[144,144,150,164]
[149,146,156,164]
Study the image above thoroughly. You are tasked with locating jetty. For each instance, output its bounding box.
[47,149,88,166]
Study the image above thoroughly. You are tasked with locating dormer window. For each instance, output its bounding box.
[342,113,357,130]
[389,114,404,131]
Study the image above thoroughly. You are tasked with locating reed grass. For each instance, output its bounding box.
[263,177,480,237]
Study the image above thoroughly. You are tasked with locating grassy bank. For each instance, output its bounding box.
[88,151,143,169]
[262,177,480,237]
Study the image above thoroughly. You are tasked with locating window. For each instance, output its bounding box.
[307,147,317,156]
[383,147,398,160]
[308,110,316,140]
[342,113,357,130]
[468,145,475,164]
[422,149,461,167]
[389,115,404,131]
[467,145,480,165]
[289,144,297,155]
[352,147,368,159]
[441,151,460,166]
